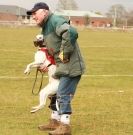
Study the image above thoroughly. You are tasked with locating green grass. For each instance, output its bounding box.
[0,27,133,135]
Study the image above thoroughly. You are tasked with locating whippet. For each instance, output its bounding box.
[24,34,59,113]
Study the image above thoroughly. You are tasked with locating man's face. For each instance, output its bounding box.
[32,9,48,25]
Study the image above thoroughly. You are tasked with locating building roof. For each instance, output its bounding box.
[54,10,105,18]
[0,5,27,16]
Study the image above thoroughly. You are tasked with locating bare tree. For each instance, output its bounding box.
[106,4,127,27]
[56,0,78,10]
[126,10,133,26]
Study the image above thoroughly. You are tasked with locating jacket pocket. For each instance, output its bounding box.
[54,62,69,78]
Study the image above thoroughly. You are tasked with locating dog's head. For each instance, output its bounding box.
[33,34,46,47]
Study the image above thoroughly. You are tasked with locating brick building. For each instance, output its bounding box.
[55,10,112,27]
[0,5,112,27]
[0,5,27,21]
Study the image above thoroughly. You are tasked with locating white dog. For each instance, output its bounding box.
[24,34,59,113]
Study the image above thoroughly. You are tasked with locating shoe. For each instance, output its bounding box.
[38,119,60,131]
[48,122,71,135]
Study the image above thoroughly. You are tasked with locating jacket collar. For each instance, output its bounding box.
[40,11,53,27]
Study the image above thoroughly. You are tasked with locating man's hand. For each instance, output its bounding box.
[58,51,69,63]
[38,65,48,72]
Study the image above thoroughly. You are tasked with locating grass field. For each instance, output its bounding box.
[0,26,133,135]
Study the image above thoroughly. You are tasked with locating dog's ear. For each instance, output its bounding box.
[33,41,38,47]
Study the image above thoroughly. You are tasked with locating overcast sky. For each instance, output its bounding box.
[0,0,133,14]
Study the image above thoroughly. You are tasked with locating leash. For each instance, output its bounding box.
[32,69,44,95]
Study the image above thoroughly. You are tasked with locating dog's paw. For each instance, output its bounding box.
[24,68,30,75]
[30,106,44,113]
[30,108,39,113]
[32,105,40,110]
[31,105,44,113]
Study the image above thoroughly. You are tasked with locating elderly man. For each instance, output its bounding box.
[27,2,85,135]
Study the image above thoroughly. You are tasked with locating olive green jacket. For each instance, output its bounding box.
[41,12,85,77]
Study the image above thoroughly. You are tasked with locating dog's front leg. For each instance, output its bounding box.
[24,62,42,75]
[24,64,32,75]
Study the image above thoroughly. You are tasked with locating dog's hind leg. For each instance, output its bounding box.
[31,86,50,113]
[30,91,47,113]
[31,83,57,113]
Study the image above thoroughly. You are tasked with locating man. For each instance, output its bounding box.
[27,2,85,135]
